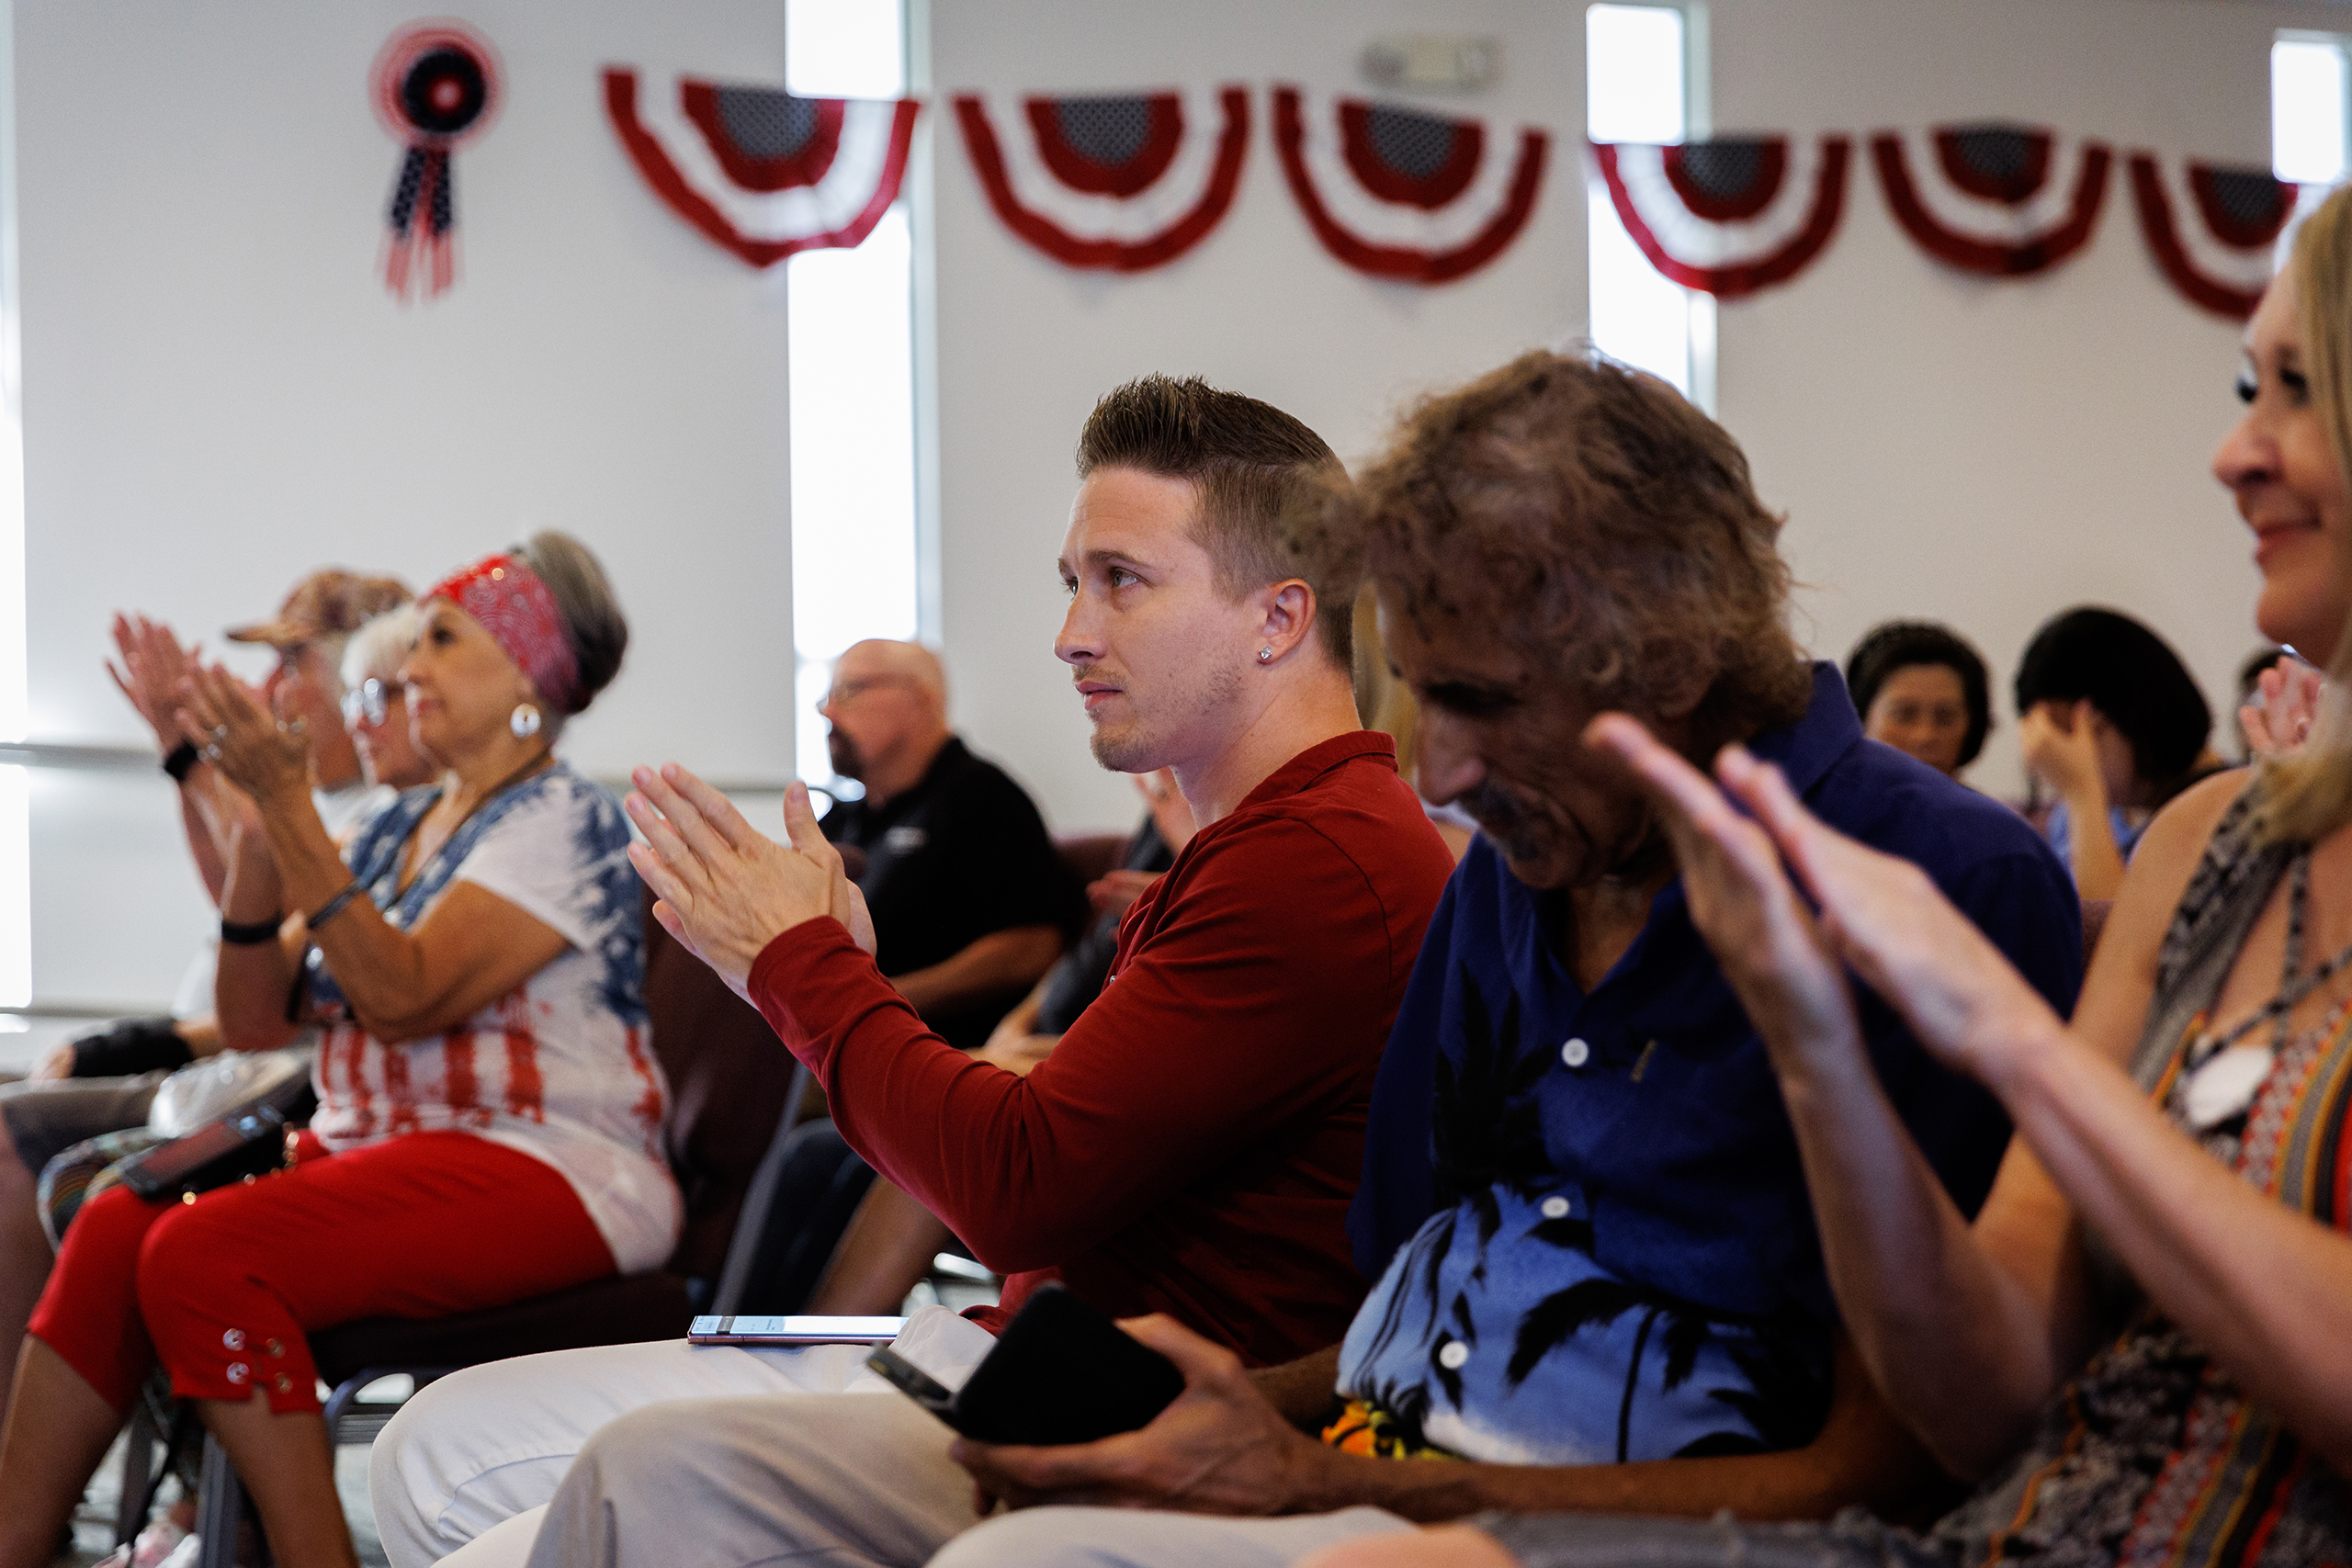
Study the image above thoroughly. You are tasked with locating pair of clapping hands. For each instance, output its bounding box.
[109,613,318,809]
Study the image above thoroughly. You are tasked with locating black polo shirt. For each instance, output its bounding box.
[820,735,1083,1051]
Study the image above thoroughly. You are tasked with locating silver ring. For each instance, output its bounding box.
[203,742,222,761]
[210,725,228,741]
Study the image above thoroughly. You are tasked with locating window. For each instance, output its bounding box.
[0,5,24,1010]
[786,0,920,793]
[1586,3,1713,410]
[2276,33,2350,186]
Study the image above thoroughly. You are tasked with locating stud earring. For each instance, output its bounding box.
[1257,648,1273,664]
[510,704,542,739]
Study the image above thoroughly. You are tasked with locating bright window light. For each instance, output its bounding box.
[786,0,918,791]
[1587,4,1707,405]
[0,766,23,1008]
[2275,36,2349,186]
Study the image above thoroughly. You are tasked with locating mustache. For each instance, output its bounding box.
[1459,783,1545,858]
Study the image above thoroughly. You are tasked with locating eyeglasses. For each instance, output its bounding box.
[341,678,394,728]
[817,675,909,713]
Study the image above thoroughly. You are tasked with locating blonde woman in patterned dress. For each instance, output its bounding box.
[1306,191,2352,1567]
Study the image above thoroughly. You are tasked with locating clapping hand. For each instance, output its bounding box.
[107,614,203,752]
[625,770,876,1002]
[175,663,311,808]
[2243,655,2325,760]
[1587,715,2060,1087]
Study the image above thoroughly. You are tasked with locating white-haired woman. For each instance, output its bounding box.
[0,533,674,1568]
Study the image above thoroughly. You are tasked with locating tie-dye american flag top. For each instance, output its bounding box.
[303,763,680,1272]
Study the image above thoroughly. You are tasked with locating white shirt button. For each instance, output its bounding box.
[1438,1340,1470,1371]
[1541,1196,1571,1219]
[1560,1038,1590,1069]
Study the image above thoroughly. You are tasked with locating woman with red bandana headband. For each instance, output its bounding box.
[0,532,667,1568]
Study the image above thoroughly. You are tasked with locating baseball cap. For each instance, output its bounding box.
[226,570,412,649]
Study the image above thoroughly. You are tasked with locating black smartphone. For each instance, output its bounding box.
[119,1104,288,1201]
[865,1282,1183,1445]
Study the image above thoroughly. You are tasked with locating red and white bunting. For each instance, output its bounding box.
[602,67,919,267]
[1272,86,1547,285]
[955,87,1250,271]
[2129,153,2300,321]
[1590,136,1849,299]
[1871,124,2110,276]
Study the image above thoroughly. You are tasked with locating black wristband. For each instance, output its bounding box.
[220,914,285,946]
[69,1016,194,1078]
[163,739,200,784]
[308,879,367,931]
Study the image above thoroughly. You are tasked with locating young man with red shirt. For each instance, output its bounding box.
[370,377,1457,1568]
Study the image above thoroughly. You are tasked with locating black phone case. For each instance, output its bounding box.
[866,1282,1183,1446]
[119,1104,288,1201]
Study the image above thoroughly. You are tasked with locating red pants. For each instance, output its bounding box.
[28,1130,615,1415]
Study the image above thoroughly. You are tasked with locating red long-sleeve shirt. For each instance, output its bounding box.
[748,731,1456,1366]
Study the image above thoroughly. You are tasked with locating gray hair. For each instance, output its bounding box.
[341,602,425,694]
[514,530,628,715]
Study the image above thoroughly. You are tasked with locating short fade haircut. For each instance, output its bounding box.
[1076,375,1352,665]
[1330,349,1811,749]
[1846,619,1994,769]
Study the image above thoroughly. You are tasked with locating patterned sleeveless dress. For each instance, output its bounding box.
[1484,781,2352,1568]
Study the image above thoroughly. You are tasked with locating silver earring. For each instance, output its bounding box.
[510,704,542,739]
[1257,648,1273,664]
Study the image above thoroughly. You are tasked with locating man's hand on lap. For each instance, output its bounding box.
[948,1314,1339,1517]
[627,770,872,999]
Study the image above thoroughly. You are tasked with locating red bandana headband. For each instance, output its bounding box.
[424,554,582,714]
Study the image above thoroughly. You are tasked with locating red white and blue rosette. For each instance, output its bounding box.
[1272,86,1547,285]
[602,67,919,267]
[955,87,1250,272]
[372,21,503,303]
[1871,123,2110,276]
[2129,153,2301,321]
[1590,136,1850,299]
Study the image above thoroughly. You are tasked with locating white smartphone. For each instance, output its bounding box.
[686,1314,907,1346]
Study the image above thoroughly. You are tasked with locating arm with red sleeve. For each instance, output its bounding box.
[747,813,1408,1274]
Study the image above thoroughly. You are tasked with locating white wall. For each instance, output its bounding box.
[1708,0,2351,795]
[16,0,800,1010]
[922,0,2352,829]
[919,0,1588,832]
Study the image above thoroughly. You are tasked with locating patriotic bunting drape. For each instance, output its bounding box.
[587,68,2295,321]
[1272,85,1547,283]
[1870,124,2110,276]
[2130,154,2302,320]
[602,67,919,266]
[1590,136,1849,299]
[954,87,1250,271]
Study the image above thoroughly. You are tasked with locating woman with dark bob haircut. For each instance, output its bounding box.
[2015,605,2225,900]
[1845,620,1993,778]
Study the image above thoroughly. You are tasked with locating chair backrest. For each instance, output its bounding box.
[640,884,797,1281]
[1057,831,1130,888]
